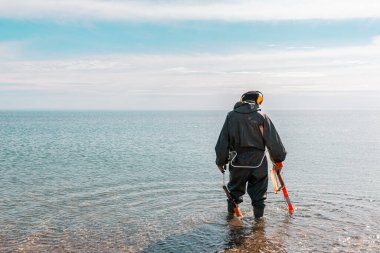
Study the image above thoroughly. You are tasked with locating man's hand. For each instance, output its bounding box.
[217,164,226,174]
[274,162,283,173]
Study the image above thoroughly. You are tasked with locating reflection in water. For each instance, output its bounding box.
[225,216,291,253]
[140,223,228,253]
[139,215,292,253]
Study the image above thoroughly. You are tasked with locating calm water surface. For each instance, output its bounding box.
[0,111,379,252]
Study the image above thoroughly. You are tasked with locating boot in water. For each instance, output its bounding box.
[254,208,264,219]
[226,212,235,221]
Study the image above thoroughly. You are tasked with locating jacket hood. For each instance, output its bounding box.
[233,102,260,113]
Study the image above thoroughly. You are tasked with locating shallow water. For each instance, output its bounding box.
[0,111,379,252]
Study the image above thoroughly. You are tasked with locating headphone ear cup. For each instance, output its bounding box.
[257,95,263,105]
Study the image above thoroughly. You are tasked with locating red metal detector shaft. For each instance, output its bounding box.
[272,162,294,214]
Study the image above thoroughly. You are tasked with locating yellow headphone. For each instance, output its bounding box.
[240,91,263,105]
[257,93,263,105]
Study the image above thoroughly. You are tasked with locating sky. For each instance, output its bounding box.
[0,0,380,110]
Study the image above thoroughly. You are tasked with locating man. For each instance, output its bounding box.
[215,91,287,219]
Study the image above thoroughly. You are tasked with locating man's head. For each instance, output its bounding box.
[240,91,263,105]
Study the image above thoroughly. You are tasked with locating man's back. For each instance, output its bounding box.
[226,102,266,152]
[215,101,286,167]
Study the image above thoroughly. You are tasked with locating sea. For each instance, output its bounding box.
[0,110,379,253]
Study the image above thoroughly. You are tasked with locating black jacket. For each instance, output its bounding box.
[215,102,287,166]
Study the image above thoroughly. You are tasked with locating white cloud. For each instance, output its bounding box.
[1,0,380,21]
[0,41,25,59]
[0,38,379,91]
[1,36,380,109]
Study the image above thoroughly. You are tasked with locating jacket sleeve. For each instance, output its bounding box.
[215,114,230,166]
[262,114,287,163]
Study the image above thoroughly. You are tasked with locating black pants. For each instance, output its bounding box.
[227,157,268,215]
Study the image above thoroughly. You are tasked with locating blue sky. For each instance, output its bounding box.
[1,19,380,57]
[0,0,380,110]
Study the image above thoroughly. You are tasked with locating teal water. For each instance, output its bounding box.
[0,111,379,252]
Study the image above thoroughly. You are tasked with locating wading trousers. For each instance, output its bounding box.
[227,157,268,218]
